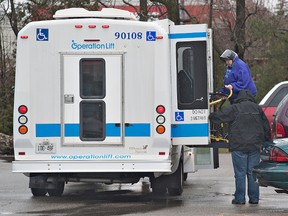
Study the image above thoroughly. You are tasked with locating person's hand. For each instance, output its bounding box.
[225,84,233,90]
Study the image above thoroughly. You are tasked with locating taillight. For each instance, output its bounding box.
[276,123,285,138]
[18,105,28,135]
[156,105,165,114]
[155,105,166,134]
[18,125,28,134]
[18,105,28,114]
[156,125,165,134]
[269,147,288,162]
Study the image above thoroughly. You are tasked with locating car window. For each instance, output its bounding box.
[275,94,288,117]
[269,87,288,107]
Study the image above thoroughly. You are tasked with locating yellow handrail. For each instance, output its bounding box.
[209,88,232,106]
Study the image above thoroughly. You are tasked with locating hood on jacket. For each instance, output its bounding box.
[234,89,256,104]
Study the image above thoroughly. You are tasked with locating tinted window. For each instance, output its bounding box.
[80,59,105,99]
[80,101,105,141]
[269,87,288,107]
[176,41,208,110]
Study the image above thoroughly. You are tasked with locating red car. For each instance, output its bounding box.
[259,81,288,135]
[272,94,288,138]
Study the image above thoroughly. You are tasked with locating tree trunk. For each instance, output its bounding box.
[234,0,245,59]
[208,0,213,28]
[139,0,147,21]
[167,0,180,24]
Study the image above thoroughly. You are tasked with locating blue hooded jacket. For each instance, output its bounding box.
[220,56,257,102]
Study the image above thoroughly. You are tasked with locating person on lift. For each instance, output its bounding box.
[219,49,257,104]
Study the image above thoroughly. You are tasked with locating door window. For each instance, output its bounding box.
[80,59,105,99]
[79,58,106,141]
[176,41,208,110]
[269,87,288,107]
[80,101,105,141]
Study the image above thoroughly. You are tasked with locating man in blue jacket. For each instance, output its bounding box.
[219,49,257,103]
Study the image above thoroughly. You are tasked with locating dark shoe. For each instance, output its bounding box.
[249,200,258,204]
[232,199,245,205]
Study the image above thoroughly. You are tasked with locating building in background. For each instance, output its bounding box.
[0,14,16,54]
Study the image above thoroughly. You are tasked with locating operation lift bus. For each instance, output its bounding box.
[13,7,221,196]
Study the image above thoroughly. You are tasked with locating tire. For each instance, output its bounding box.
[152,187,167,196]
[183,173,188,181]
[168,160,183,196]
[31,188,47,197]
[151,177,167,196]
[47,182,65,197]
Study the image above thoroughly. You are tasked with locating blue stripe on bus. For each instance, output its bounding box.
[35,123,150,137]
[125,123,150,137]
[106,123,121,136]
[64,123,121,137]
[171,123,209,137]
[36,124,61,137]
[64,124,79,137]
[168,32,206,39]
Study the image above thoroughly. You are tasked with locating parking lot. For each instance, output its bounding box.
[1,153,288,216]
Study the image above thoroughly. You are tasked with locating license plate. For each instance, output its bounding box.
[36,142,56,154]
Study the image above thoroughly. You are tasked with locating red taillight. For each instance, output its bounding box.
[276,123,286,138]
[18,105,28,114]
[270,147,288,162]
[18,105,28,135]
[156,105,165,114]
[75,25,83,28]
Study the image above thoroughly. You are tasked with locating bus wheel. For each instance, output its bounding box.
[168,161,183,196]
[47,182,65,197]
[31,188,47,197]
[152,187,167,195]
[151,177,167,196]
[183,173,188,181]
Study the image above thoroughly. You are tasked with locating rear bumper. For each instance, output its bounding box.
[252,162,288,189]
[12,160,171,173]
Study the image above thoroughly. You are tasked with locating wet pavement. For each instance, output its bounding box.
[1,154,288,216]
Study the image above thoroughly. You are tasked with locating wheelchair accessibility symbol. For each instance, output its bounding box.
[175,112,184,121]
[36,28,49,41]
[146,31,156,41]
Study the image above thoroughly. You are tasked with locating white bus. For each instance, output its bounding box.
[13,8,215,196]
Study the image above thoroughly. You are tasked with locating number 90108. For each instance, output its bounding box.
[115,32,142,40]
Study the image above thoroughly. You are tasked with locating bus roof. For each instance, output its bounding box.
[53,8,137,20]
